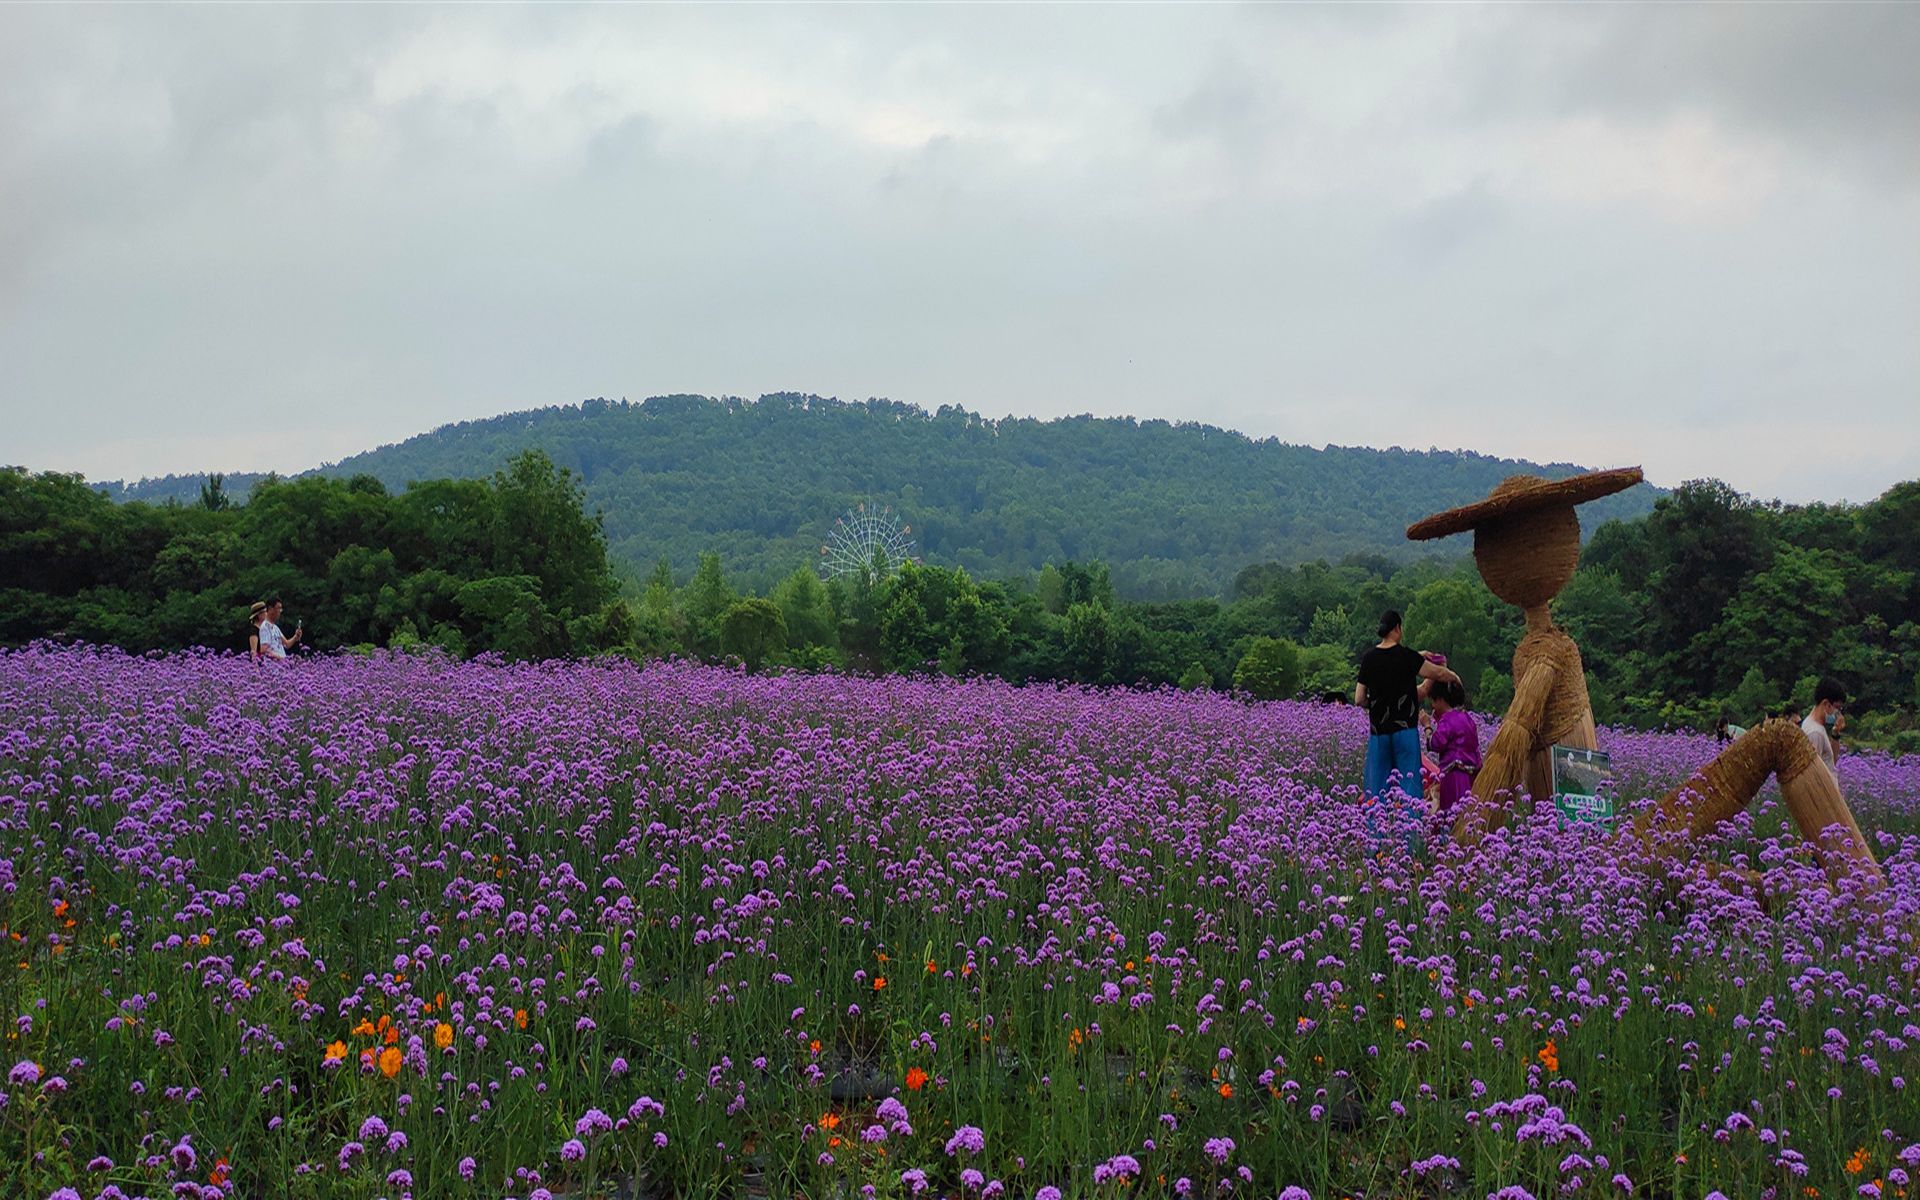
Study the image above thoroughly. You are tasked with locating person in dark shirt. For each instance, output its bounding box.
[1354,609,1460,849]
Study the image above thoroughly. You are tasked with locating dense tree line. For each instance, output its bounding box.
[12,457,1917,751]
[623,478,1920,750]
[99,393,1658,599]
[0,452,627,660]
[1570,478,1920,745]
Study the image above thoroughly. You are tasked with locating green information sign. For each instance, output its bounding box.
[1550,745,1615,828]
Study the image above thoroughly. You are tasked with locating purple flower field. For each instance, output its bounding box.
[2,645,1917,1200]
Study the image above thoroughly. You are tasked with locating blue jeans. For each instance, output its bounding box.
[1364,728,1426,854]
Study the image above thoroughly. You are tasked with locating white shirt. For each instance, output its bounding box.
[260,620,288,659]
[1801,713,1836,777]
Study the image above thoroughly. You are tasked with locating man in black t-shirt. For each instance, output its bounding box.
[1358,641,1428,737]
[1354,610,1460,847]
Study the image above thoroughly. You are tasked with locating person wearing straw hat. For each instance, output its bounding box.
[247,600,267,661]
[1407,468,1882,892]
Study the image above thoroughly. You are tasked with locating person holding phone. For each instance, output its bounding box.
[256,596,304,661]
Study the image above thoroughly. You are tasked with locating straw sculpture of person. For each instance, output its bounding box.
[1406,468,1882,891]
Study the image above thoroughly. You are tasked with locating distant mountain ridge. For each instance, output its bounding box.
[95,393,1661,598]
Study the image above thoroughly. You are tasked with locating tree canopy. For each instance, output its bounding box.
[96,393,1659,599]
[1,451,618,659]
[14,449,1919,752]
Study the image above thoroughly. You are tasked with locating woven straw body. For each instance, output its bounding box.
[1410,462,1883,892]
[1523,627,1595,755]
[1630,718,1882,888]
[1451,624,1596,843]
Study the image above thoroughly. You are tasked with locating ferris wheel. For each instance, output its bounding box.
[819,501,917,580]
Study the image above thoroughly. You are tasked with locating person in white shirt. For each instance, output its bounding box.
[256,596,303,661]
[1800,677,1847,781]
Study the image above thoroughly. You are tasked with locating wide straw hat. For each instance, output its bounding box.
[249,600,268,617]
[1406,466,1644,541]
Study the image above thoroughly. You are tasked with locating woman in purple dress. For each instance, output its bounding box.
[1425,679,1481,843]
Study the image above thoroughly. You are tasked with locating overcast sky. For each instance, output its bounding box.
[2,5,1915,503]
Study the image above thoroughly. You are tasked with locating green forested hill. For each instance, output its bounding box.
[98,394,1659,597]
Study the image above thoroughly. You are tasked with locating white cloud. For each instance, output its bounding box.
[1492,110,1786,221]
[0,4,1914,504]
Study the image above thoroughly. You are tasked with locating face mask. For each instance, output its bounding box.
[1824,710,1840,730]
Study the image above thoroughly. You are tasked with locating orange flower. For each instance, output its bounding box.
[434,1023,454,1050]
[378,1046,403,1078]
[53,900,69,918]
[926,960,937,974]
[1394,1017,1406,1031]
[820,1111,841,1130]
[515,1008,528,1030]
[1847,1148,1869,1175]
[351,1018,376,1037]
[359,1048,376,1070]
[1537,1039,1560,1073]
[210,1158,230,1187]
[1218,1082,1233,1099]
[383,1026,399,1046]
[873,977,887,991]
[905,1067,928,1091]
[198,933,211,947]
[323,1041,347,1064]
[809,1040,822,1056]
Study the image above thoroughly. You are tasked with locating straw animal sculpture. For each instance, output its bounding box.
[1408,469,1883,889]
